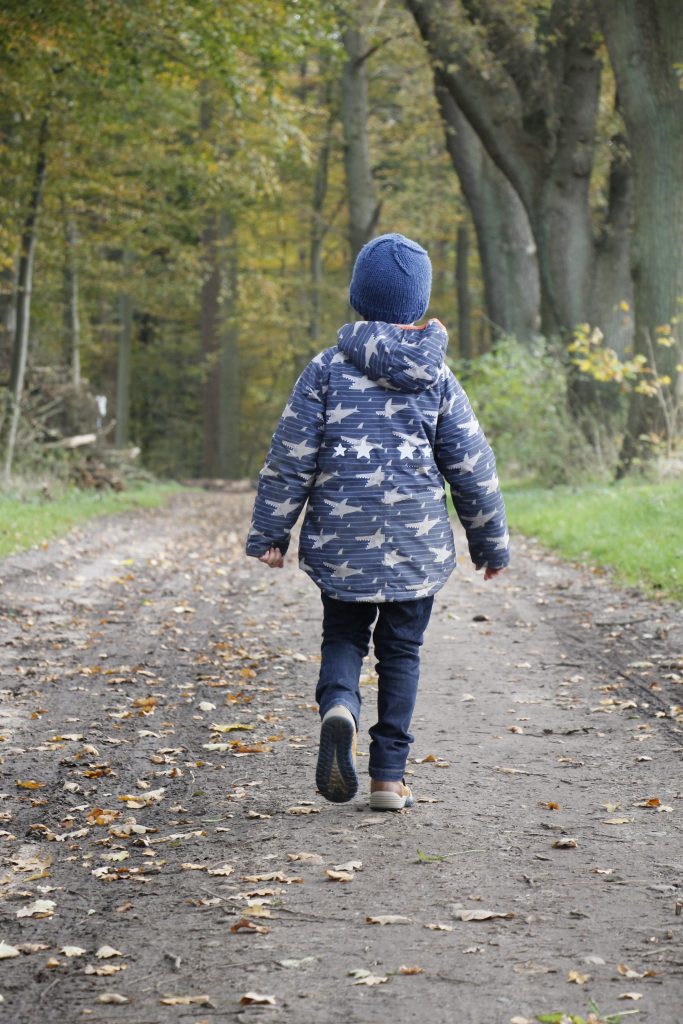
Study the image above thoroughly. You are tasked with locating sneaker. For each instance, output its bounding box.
[369,780,414,812]
[316,705,358,803]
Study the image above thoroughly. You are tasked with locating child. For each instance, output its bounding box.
[246,233,509,811]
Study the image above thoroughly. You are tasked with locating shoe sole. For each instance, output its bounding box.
[316,715,358,804]
[369,790,414,812]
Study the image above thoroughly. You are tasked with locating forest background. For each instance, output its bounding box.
[0,0,681,593]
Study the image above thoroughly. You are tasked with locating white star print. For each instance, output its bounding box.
[403,357,434,382]
[259,462,278,478]
[447,450,481,474]
[341,434,384,459]
[406,513,440,536]
[324,560,364,580]
[397,439,416,460]
[357,527,385,549]
[314,471,336,487]
[431,485,446,501]
[282,438,318,459]
[333,443,346,457]
[310,530,338,549]
[356,466,386,486]
[406,581,434,598]
[384,549,410,568]
[488,530,510,550]
[282,402,297,420]
[477,473,499,496]
[364,333,383,366]
[463,508,497,529]
[457,414,480,437]
[327,403,358,424]
[439,393,456,416]
[429,544,451,563]
[265,496,299,517]
[323,497,363,518]
[378,398,408,418]
[343,373,376,391]
[382,487,410,506]
[375,376,399,390]
[393,429,424,446]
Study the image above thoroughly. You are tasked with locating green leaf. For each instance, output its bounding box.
[416,848,449,863]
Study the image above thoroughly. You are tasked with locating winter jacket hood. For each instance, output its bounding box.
[336,320,447,394]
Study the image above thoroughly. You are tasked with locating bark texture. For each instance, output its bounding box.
[341,11,381,266]
[599,0,683,467]
[436,78,539,340]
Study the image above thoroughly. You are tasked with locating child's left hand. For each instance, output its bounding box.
[476,565,505,581]
[259,546,285,569]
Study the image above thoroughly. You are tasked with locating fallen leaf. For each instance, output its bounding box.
[241,872,302,884]
[61,946,86,957]
[85,963,127,976]
[635,796,661,808]
[230,919,271,935]
[96,945,123,959]
[603,817,632,825]
[332,860,362,872]
[286,806,321,815]
[617,963,648,979]
[325,869,354,882]
[602,801,621,813]
[618,992,643,1000]
[86,808,121,826]
[551,837,577,849]
[461,693,476,702]
[278,957,316,968]
[367,915,411,926]
[210,722,255,733]
[354,974,389,986]
[423,922,453,932]
[180,863,206,871]
[540,801,560,811]
[246,810,272,820]
[240,992,276,1006]
[96,993,128,1005]
[16,781,46,790]
[16,899,55,919]
[287,852,323,864]
[159,995,212,1006]
[567,969,590,984]
[207,864,234,876]
[0,941,20,959]
[454,908,514,922]
[398,965,424,975]
[117,787,165,808]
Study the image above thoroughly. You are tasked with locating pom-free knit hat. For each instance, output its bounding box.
[349,232,432,324]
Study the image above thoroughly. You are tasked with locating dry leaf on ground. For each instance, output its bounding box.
[454,909,514,922]
[424,922,453,932]
[567,969,591,984]
[325,869,354,882]
[354,974,389,986]
[96,945,123,959]
[618,992,643,1000]
[159,995,212,1006]
[240,992,276,1006]
[367,915,411,925]
[96,993,128,1004]
[61,946,86,957]
[286,805,321,815]
[398,965,424,975]
[333,860,362,872]
[16,899,55,919]
[552,837,577,849]
[287,852,323,864]
[0,941,20,959]
[230,918,271,935]
[207,864,234,876]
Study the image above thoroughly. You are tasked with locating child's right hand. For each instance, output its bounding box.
[476,565,505,581]
[259,546,285,569]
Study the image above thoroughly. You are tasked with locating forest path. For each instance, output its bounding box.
[0,491,682,1024]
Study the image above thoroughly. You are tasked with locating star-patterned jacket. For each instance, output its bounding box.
[246,319,509,602]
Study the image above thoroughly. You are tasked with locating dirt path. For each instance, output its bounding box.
[0,491,682,1024]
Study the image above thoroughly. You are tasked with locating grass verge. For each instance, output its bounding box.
[0,482,180,559]
[501,479,683,603]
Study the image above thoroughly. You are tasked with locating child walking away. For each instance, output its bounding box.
[246,233,509,810]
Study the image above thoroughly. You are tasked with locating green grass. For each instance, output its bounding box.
[502,479,683,602]
[0,482,180,558]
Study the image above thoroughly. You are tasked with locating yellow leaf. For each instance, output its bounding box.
[16,780,46,790]
[159,995,212,1006]
[398,965,424,975]
[325,869,354,882]
[567,969,590,984]
[210,722,255,733]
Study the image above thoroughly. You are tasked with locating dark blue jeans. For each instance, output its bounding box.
[316,593,434,782]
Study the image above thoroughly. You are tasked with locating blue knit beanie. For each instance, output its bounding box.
[349,232,432,324]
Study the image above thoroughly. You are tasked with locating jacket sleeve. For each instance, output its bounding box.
[433,367,510,570]
[246,356,326,558]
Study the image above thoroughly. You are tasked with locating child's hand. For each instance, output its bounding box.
[476,565,505,581]
[259,546,285,569]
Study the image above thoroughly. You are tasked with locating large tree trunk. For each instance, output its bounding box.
[406,0,631,340]
[62,206,81,389]
[341,9,381,266]
[599,1,683,469]
[218,214,240,480]
[435,79,539,340]
[309,106,333,349]
[2,109,49,485]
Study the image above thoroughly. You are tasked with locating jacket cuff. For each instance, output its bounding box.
[245,534,291,558]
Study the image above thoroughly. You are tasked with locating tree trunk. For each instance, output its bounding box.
[599,0,683,469]
[455,222,472,359]
[341,9,381,266]
[435,79,539,340]
[309,108,333,348]
[407,0,630,340]
[115,287,132,448]
[2,108,50,485]
[62,205,81,389]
